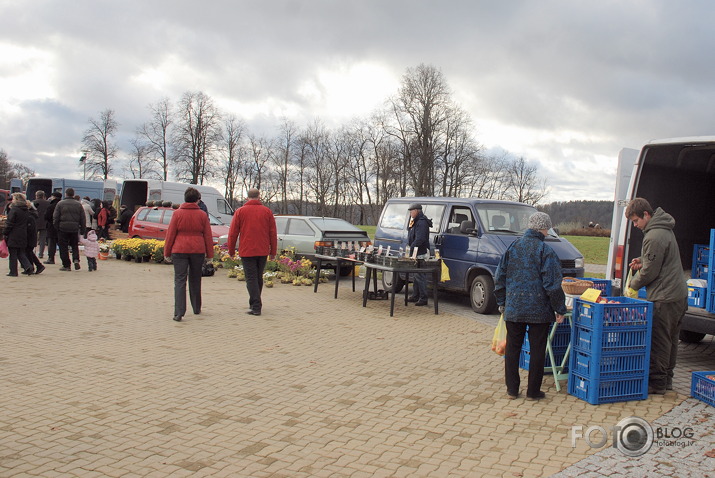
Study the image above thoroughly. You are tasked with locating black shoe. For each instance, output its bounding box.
[648,386,666,395]
[21,269,34,275]
[59,266,72,271]
[35,265,46,275]
[407,296,419,303]
[415,300,428,306]
[666,378,673,390]
[507,391,519,400]
[246,310,262,316]
[6,273,18,277]
[173,316,183,322]
[38,254,44,259]
[526,391,546,401]
[43,259,55,264]
[193,309,201,315]
[74,261,81,270]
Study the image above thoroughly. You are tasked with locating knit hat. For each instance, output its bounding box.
[528,212,552,231]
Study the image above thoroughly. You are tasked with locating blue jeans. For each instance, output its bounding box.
[411,253,429,301]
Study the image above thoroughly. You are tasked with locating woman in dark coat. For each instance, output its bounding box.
[3,193,33,276]
[25,201,45,274]
[163,187,214,322]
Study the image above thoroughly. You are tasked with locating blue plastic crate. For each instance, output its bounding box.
[581,277,613,295]
[573,325,650,354]
[692,244,710,269]
[691,371,715,407]
[519,348,568,373]
[709,291,715,314]
[688,286,706,308]
[568,371,648,405]
[573,297,652,329]
[523,323,571,351]
[571,349,648,380]
[694,263,709,280]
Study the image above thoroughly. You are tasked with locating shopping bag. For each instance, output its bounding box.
[0,239,8,259]
[491,314,507,356]
[623,268,638,298]
[440,261,450,282]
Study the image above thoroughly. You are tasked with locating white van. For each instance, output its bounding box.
[607,136,715,342]
[119,180,235,224]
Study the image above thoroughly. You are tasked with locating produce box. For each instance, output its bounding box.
[688,286,706,308]
[580,277,613,296]
[691,371,715,407]
[519,348,568,374]
[573,297,652,329]
[568,372,648,405]
[571,349,648,380]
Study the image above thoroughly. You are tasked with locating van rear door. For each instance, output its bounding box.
[436,203,477,290]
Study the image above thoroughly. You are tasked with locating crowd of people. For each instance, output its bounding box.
[1,187,121,275]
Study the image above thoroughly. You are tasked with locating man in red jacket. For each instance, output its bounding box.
[228,188,277,316]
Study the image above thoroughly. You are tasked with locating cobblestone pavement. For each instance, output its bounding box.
[1,259,713,477]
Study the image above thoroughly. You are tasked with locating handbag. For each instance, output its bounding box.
[0,238,8,259]
[201,261,215,277]
[491,313,507,356]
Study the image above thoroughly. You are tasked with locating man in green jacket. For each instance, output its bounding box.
[626,198,688,395]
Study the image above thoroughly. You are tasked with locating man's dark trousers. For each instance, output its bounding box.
[242,256,267,313]
[57,230,80,268]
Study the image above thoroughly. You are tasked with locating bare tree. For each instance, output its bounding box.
[218,115,246,208]
[0,150,36,189]
[302,120,333,217]
[504,156,548,205]
[172,91,222,184]
[273,118,298,214]
[81,109,119,180]
[138,97,173,180]
[127,136,161,179]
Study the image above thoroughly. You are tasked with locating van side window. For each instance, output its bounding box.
[422,205,444,233]
[446,207,474,234]
[217,198,233,215]
[379,203,408,229]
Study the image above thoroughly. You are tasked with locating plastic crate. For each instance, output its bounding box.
[638,287,647,299]
[709,292,715,314]
[691,371,715,407]
[571,349,647,380]
[688,286,706,308]
[519,348,568,373]
[581,277,613,296]
[692,244,710,264]
[694,263,709,280]
[573,325,650,354]
[568,371,648,405]
[573,297,652,329]
[522,323,571,351]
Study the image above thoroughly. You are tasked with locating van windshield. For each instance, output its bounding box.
[477,204,539,234]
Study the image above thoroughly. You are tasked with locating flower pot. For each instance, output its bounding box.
[98,251,109,260]
[115,253,122,260]
[135,256,143,263]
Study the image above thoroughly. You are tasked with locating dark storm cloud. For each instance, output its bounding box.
[2,0,715,200]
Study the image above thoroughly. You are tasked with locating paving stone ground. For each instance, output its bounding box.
[1,258,713,477]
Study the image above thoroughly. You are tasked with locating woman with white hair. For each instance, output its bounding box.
[3,193,33,276]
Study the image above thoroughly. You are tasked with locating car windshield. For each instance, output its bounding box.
[476,204,556,235]
[309,217,360,232]
[208,212,223,226]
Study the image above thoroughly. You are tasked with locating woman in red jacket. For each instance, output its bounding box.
[163,187,214,322]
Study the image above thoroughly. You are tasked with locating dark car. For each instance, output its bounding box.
[275,215,371,275]
[128,206,229,244]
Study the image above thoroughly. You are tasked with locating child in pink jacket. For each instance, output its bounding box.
[78,230,100,271]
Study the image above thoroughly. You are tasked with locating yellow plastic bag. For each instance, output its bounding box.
[624,268,639,298]
[491,314,507,356]
[440,261,451,282]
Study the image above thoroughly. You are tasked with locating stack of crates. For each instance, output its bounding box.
[692,243,710,280]
[519,322,570,373]
[707,230,715,313]
[568,297,653,405]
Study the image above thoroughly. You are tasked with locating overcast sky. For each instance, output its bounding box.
[2,0,714,203]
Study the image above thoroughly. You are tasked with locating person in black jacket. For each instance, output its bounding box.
[24,200,45,274]
[117,205,133,233]
[43,191,62,264]
[32,190,50,258]
[3,193,33,276]
[52,187,86,271]
[406,203,433,306]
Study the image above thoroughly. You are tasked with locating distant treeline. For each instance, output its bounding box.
[537,200,613,229]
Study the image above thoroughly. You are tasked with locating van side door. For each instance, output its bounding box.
[434,204,478,290]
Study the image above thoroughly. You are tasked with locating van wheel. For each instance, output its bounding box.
[679,330,706,343]
[381,270,405,293]
[470,275,496,314]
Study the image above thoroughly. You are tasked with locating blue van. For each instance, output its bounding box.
[374,197,585,314]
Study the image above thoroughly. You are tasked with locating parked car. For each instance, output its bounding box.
[128,206,229,244]
[373,197,584,314]
[274,215,372,275]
